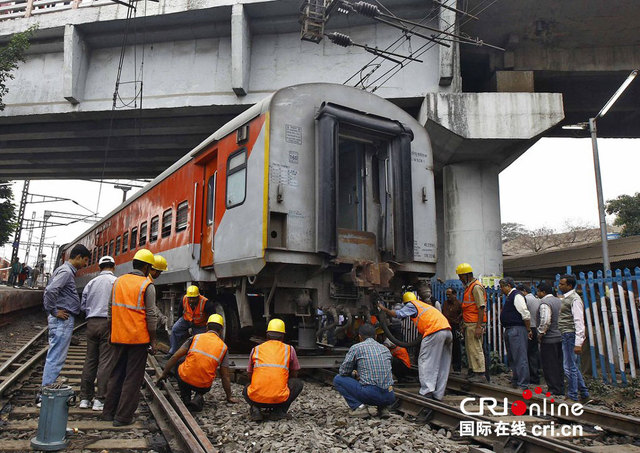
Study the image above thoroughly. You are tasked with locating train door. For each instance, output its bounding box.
[200,150,218,267]
[337,139,365,231]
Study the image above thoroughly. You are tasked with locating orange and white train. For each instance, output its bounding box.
[61,83,437,347]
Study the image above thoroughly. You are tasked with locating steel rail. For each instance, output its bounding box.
[143,372,207,453]
[313,369,593,453]
[0,321,87,397]
[447,375,640,438]
[393,389,589,453]
[147,355,216,452]
[0,326,48,376]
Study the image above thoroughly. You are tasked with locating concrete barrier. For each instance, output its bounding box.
[0,286,43,315]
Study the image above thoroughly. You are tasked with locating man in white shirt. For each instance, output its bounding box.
[557,275,589,402]
[78,256,117,411]
[499,277,531,390]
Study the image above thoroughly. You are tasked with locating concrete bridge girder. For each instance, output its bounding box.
[419,92,565,280]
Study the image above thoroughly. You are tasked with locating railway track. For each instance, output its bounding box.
[314,369,640,453]
[0,325,214,452]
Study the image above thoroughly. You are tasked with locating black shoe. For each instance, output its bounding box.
[269,409,291,421]
[113,419,134,427]
[249,406,263,422]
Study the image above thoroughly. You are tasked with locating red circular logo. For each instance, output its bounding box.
[511,400,527,416]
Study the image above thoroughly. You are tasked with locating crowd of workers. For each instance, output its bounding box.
[36,245,590,424]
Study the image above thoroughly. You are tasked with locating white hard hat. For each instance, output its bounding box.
[99,256,115,265]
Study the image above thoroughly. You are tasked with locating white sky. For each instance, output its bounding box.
[2,137,638,269]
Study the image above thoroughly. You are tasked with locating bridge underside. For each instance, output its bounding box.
[0,106,245,179]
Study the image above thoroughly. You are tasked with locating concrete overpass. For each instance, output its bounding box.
[1,0,638,280]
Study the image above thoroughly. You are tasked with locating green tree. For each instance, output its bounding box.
[0,181,16,247]
[606,193,640,237]
[0,25,37,111]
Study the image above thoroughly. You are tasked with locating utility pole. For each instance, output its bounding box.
[10,180,30,264]
[23,211,36,264]
[36,211,51,271]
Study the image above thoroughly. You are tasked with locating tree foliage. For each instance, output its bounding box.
[501,222,526,243]
[0,25,37,111]
[0,180,16,248]
[606,193,640,237]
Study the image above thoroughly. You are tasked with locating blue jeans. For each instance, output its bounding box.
[42,315,75,387]
[561,332,589,400]
[333,375,395,409]
[505,325,529,389]
[169,317,206,354]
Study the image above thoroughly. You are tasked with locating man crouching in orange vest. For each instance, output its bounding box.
[102,249,157,426]
[378,292,452,400]
[157,314,237,411]
[243,319,303,421]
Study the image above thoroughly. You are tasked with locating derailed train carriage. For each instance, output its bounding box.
[62,83,437,349]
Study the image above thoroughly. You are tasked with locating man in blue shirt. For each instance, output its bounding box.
[40,244,90,402]
[333,324,395,418]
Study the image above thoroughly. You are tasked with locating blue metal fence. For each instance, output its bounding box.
[432,267,640,386]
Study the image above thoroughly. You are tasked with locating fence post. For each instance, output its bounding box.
[588,271,609,383]
[606,270,628,385]
[579,272,599,379]
[596,270,618,385]
[615,269,635,378]
[624,267,640,379]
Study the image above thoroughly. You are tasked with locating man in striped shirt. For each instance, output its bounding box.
[334,324,395,418]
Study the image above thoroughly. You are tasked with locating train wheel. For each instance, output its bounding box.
[212,300,241,347]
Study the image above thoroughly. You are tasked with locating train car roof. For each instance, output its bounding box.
[63,83,415,250]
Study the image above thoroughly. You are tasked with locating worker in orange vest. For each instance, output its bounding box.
[383,339,412,382]
[456,263,488,383]
[378,292,452,400]
[168,285,214,355]
[102,249,158,426]
[244,319,304,421]
[157,314,237,411]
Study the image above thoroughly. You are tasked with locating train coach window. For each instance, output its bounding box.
[139,222,148,246]
[150,216,159,243]
[122,232,129,253]
[162,209,172,238]
[115,236,121,256]
[130,227,138,250]
[176,201,188,232]
[93,248,97,264]
[226,149,247,208]
[206,174,216,225]
[97,245,102,260]
[108,240,114,257]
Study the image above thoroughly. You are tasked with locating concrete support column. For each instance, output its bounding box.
[437,0,461,91]
[63,24,90,105]
[231,3,251,96]
[442,162,502,280]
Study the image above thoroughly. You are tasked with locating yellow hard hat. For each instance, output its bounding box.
[267,318,286,334]
[207,314,224,326]
[152,255,168,271]
[402,292,417,302]
[375,327,384,335]
[186,285,200,298]
[133,249,155,266]
[456,263,473,275]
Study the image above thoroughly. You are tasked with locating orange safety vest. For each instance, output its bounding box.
[178,331,228,388]
[111,274,152,345]
[247,340,291,404]
[182,295,208,327]
[370,315,378,325]
[392,346,411,368]
[462,279,488,323]
[409,299,451,337]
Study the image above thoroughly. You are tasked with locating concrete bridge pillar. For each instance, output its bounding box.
[420,92,566,280]
[441,162,502,281]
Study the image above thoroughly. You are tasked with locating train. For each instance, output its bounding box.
[61,83,437,349]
